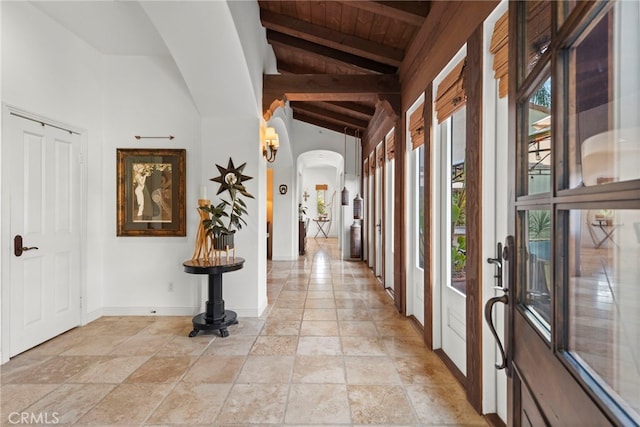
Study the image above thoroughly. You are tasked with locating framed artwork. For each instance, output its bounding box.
[117,148,186,236]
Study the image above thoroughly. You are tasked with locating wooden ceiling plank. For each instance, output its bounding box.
[323,101,375,120]
[293,111,361,136]
[290,101,369,129]
[339,1,429,27]
[261,10,404,66]
[266,31,397,74]
[264,74,400,101]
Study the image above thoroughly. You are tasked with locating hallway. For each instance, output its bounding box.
[1,238,486,426]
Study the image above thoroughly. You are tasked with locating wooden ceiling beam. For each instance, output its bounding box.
[267,30,396,74]
[339,1,430,27]
[322,101,375,120]
[293,111,360,137]
[276,61,318,75]
[264,74,400,103]
[261,10,403,67]
[290,102,369,130]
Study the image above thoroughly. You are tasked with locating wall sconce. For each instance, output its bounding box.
[263,127,279,163]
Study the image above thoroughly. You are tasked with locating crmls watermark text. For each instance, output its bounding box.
[8,412,60,425]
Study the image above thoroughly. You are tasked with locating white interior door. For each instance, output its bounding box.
[6,110,81,357]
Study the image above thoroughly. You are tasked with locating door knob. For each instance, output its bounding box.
[14,235,39,257]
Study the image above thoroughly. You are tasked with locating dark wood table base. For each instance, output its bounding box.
[183,257,245,339]
[189,311,238,337]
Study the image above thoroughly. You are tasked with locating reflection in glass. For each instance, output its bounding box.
[450,108,466,295]
[526,78,552,195]
[568,209,640,420]
[525,1,551,76]
[569,3,640,189]
[522,209,552,330]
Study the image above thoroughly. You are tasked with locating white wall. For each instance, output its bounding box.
[1,0,271,354]
[1,1,105,317]
[201,117,267,316]
[100,55,201,314]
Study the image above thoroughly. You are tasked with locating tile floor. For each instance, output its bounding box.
[1,238,486,426]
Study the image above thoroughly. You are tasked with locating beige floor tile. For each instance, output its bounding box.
[146,383,231,424]
[125,356,195,383]
[406,384,487,425]
[155,335,212,357]
[305,298,336,309]
[292,355,345,384]
[2,356,98,384]
[341,337,387,356]
[0,384,59,422]
[236,355,294,383]
[393,355,456,385]
[215,384,288,424]
[344,356,401,384]
[68,355,150,383]
[285,384,351,424]
[204,335,256,356]
[348,384,418,425]
[336,308,372,321]
[1,239,487,427]
[109,334,172,356]
[303,308,337,321]
[261,319,301,336]
[24,383,115,424]
[297,337,342,355]
[339,320,379,337]
[182,355,245,383]
[250,336,298,355]
[300,320,340,336]
[60,335,129,356]
[227,318,265,335]
[268,308,304,321]
[78,383,172,425]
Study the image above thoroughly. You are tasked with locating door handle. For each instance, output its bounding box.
[14,235,39,257]
[485,292,508,370]
[484,241,508,370]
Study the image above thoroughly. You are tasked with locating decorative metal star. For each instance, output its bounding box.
[210,158,254,198]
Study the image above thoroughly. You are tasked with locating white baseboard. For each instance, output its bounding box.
[84,308,104,325]
[101,306,199,316]
[271,255,297,261]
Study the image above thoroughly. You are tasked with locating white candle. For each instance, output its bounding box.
[200,186,207,200]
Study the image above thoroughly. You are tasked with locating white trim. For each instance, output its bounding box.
[99,306,264,318]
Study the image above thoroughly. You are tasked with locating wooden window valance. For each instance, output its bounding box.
[315,184,328,191]
[435,59,467,123]
[490,11,509,98]
[386,133,395,160]
[409,103,425,150]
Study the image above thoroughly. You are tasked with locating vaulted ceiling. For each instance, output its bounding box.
[259,0,431,136]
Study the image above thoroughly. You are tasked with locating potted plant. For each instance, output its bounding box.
[200,158,254,250]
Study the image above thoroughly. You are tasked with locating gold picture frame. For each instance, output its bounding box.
[117,148,186,236]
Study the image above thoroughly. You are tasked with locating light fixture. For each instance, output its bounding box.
[341,127,350,206]
[263,127,279,163]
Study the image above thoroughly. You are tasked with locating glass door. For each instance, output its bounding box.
[506,1,640,425]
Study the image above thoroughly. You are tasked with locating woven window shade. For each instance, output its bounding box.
[315,184,328,191]
[435,59,466,124]
[386,133,395,160]
[409,103,425,150]
[376,144,384,168]
[490,11,509,98]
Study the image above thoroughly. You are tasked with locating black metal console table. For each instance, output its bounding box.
[183,257,244,337]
